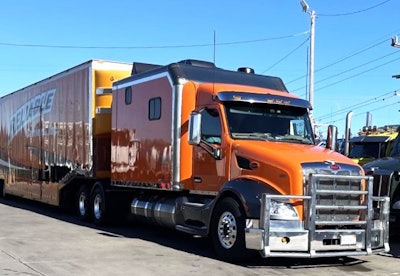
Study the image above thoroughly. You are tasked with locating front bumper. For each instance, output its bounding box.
[245,174,390,258]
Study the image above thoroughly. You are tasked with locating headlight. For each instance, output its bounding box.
[270,201,298,220]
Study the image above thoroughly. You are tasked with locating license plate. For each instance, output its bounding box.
[340,235,357,245]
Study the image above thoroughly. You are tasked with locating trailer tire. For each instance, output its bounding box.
[77,185,91,221]
[211,197,250,262]
[91,185,111,226]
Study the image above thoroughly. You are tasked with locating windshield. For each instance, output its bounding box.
[349,142,385,159]
[224,102,314,145]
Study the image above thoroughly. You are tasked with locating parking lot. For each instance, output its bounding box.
[1,196,399,276]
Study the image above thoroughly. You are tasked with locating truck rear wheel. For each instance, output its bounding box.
[211,197,250,262]
[91,185,110,226]
[0,180,5,198]
[77,185,91,221]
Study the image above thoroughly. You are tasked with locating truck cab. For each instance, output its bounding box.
[348,125,399,165]
[110,60,389,260]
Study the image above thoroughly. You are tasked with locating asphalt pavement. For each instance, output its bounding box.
[1,196,399,276]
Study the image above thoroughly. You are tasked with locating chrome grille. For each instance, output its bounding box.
[302,163,366,227]
[310,175,366,226]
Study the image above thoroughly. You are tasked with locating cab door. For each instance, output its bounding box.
[192,108,228,192]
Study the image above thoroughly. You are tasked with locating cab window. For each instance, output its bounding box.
[200,109,221,144]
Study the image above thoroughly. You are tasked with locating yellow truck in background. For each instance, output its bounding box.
[348,125,399,165]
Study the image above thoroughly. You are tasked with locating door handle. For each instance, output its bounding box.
[194,177,202,183]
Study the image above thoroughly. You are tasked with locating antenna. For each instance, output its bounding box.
[213,30,216,64]
[213,30,216,94]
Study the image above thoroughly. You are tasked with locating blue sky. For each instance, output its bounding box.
[1,0,399,138]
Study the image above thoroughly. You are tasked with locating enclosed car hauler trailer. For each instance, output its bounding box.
[0,59,390,262]
[0,60,132,206]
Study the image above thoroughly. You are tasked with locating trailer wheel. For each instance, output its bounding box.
[77,185,91,221]
[91,185,110,226]
[211,197,249,262]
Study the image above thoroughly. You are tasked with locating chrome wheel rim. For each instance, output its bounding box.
[217,211,237,249]
[78,193,87,216]
[93,194,102,220]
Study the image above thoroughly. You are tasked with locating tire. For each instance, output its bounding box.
[77,185,91,221]
[0,181,5,198]
[211,197,251,262]
[91,185,110,226]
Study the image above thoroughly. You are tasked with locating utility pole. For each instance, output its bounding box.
[300,0,316,121]
[392,36,400,79]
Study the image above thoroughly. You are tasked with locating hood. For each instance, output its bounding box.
[363,156,400,172]
[232,140,354,167]
[231,140,360,195]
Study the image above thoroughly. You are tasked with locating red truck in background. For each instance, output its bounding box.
[0,59,390,261]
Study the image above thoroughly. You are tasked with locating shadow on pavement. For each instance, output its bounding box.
[1,195,398,269]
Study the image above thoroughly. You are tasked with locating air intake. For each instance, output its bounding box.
[178,59,215,68]
[238,67,255,74]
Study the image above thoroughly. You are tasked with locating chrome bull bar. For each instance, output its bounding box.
[245,174,390,258]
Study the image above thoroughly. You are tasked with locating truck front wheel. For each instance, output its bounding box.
[211,197,250,262]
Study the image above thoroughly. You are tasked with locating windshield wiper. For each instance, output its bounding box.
[232,132,273,141]
[275,135,314,145]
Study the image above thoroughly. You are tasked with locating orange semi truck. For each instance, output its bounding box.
[0,59,390,261]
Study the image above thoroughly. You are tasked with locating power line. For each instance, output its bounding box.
[286,39,389,85]
[261,37,309,74]
[0,30,308,50]
[325,100,400,126]
[318,91,394,119]
[316,90,399,122]
[291,50,400,93]
[312,40,388,75]
[319,0,391,17]
[315,56,400,92]
[317,91,396,121]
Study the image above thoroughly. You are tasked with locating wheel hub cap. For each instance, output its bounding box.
[79,194,86,216]
[94,195,102,220]
[217,211,237,249]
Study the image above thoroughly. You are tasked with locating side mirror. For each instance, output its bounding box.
[188,112,201,145]
[326,125,338,151]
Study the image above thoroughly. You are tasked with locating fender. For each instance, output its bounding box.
[177,178,279,237]
[215,178,279,219]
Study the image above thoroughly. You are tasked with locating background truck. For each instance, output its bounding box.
[347,125,399,165]
[363,129,400,233]
[0,59,389,261]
